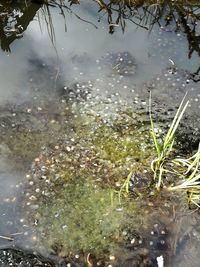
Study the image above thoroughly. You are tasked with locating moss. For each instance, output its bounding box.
[93,125,152,164]
[0,103,77,169]
[26,172,148,257]
[7,131,48,162]
[35,178,125,256]
[22,103,155,258]
[21,97,200,264]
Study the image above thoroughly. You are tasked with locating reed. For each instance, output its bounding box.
[149,93,189,190]
[168,144,200,206]
[150,93,200,207]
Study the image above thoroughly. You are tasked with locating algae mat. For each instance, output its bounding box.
[18,93,200,267]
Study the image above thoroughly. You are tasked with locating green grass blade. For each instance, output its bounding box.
[118,171,133,205]
[149,92,161,157]
[150,116,161,157]
[156,165,164,190]
[164,93,187,140]
[125,171,133,194]
[163,93,189,150]
[186,143,200,177]
[167,100,189,142]
[164,138,175,157]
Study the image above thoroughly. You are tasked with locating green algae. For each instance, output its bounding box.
[20,95,200,267]
[36,178,124,255]
[25,169,147,257]
[0,119,49,168]
[6,131,48,163]
[0,102,78,169]
[70,102,154,169]
[93,124,151,164]
[22,102,155,258]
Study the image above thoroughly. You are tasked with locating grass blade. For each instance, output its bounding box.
[163,93,189,150]
[149,92,161,157]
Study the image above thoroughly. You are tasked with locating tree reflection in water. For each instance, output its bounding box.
[0,0,199,78]
[0,0,42,52]
[93,1,200,80]
[93,2,200,55]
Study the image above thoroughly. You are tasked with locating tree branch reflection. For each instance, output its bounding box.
[92,1,200,78]
[0,1,42,52]
[0,0,199,76]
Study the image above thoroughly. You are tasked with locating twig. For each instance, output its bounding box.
[0,235,14,241]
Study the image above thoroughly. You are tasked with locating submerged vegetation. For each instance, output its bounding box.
[0,0,200,266]
[22,101,153,259]
[20,90,200,266]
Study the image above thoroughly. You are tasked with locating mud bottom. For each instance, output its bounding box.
[0,248,54,267]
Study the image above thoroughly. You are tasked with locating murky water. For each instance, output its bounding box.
[0,1,200,266]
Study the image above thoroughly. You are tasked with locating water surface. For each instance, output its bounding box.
[0,1,200,266]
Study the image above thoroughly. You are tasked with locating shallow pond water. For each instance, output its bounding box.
[0,1,200,266]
